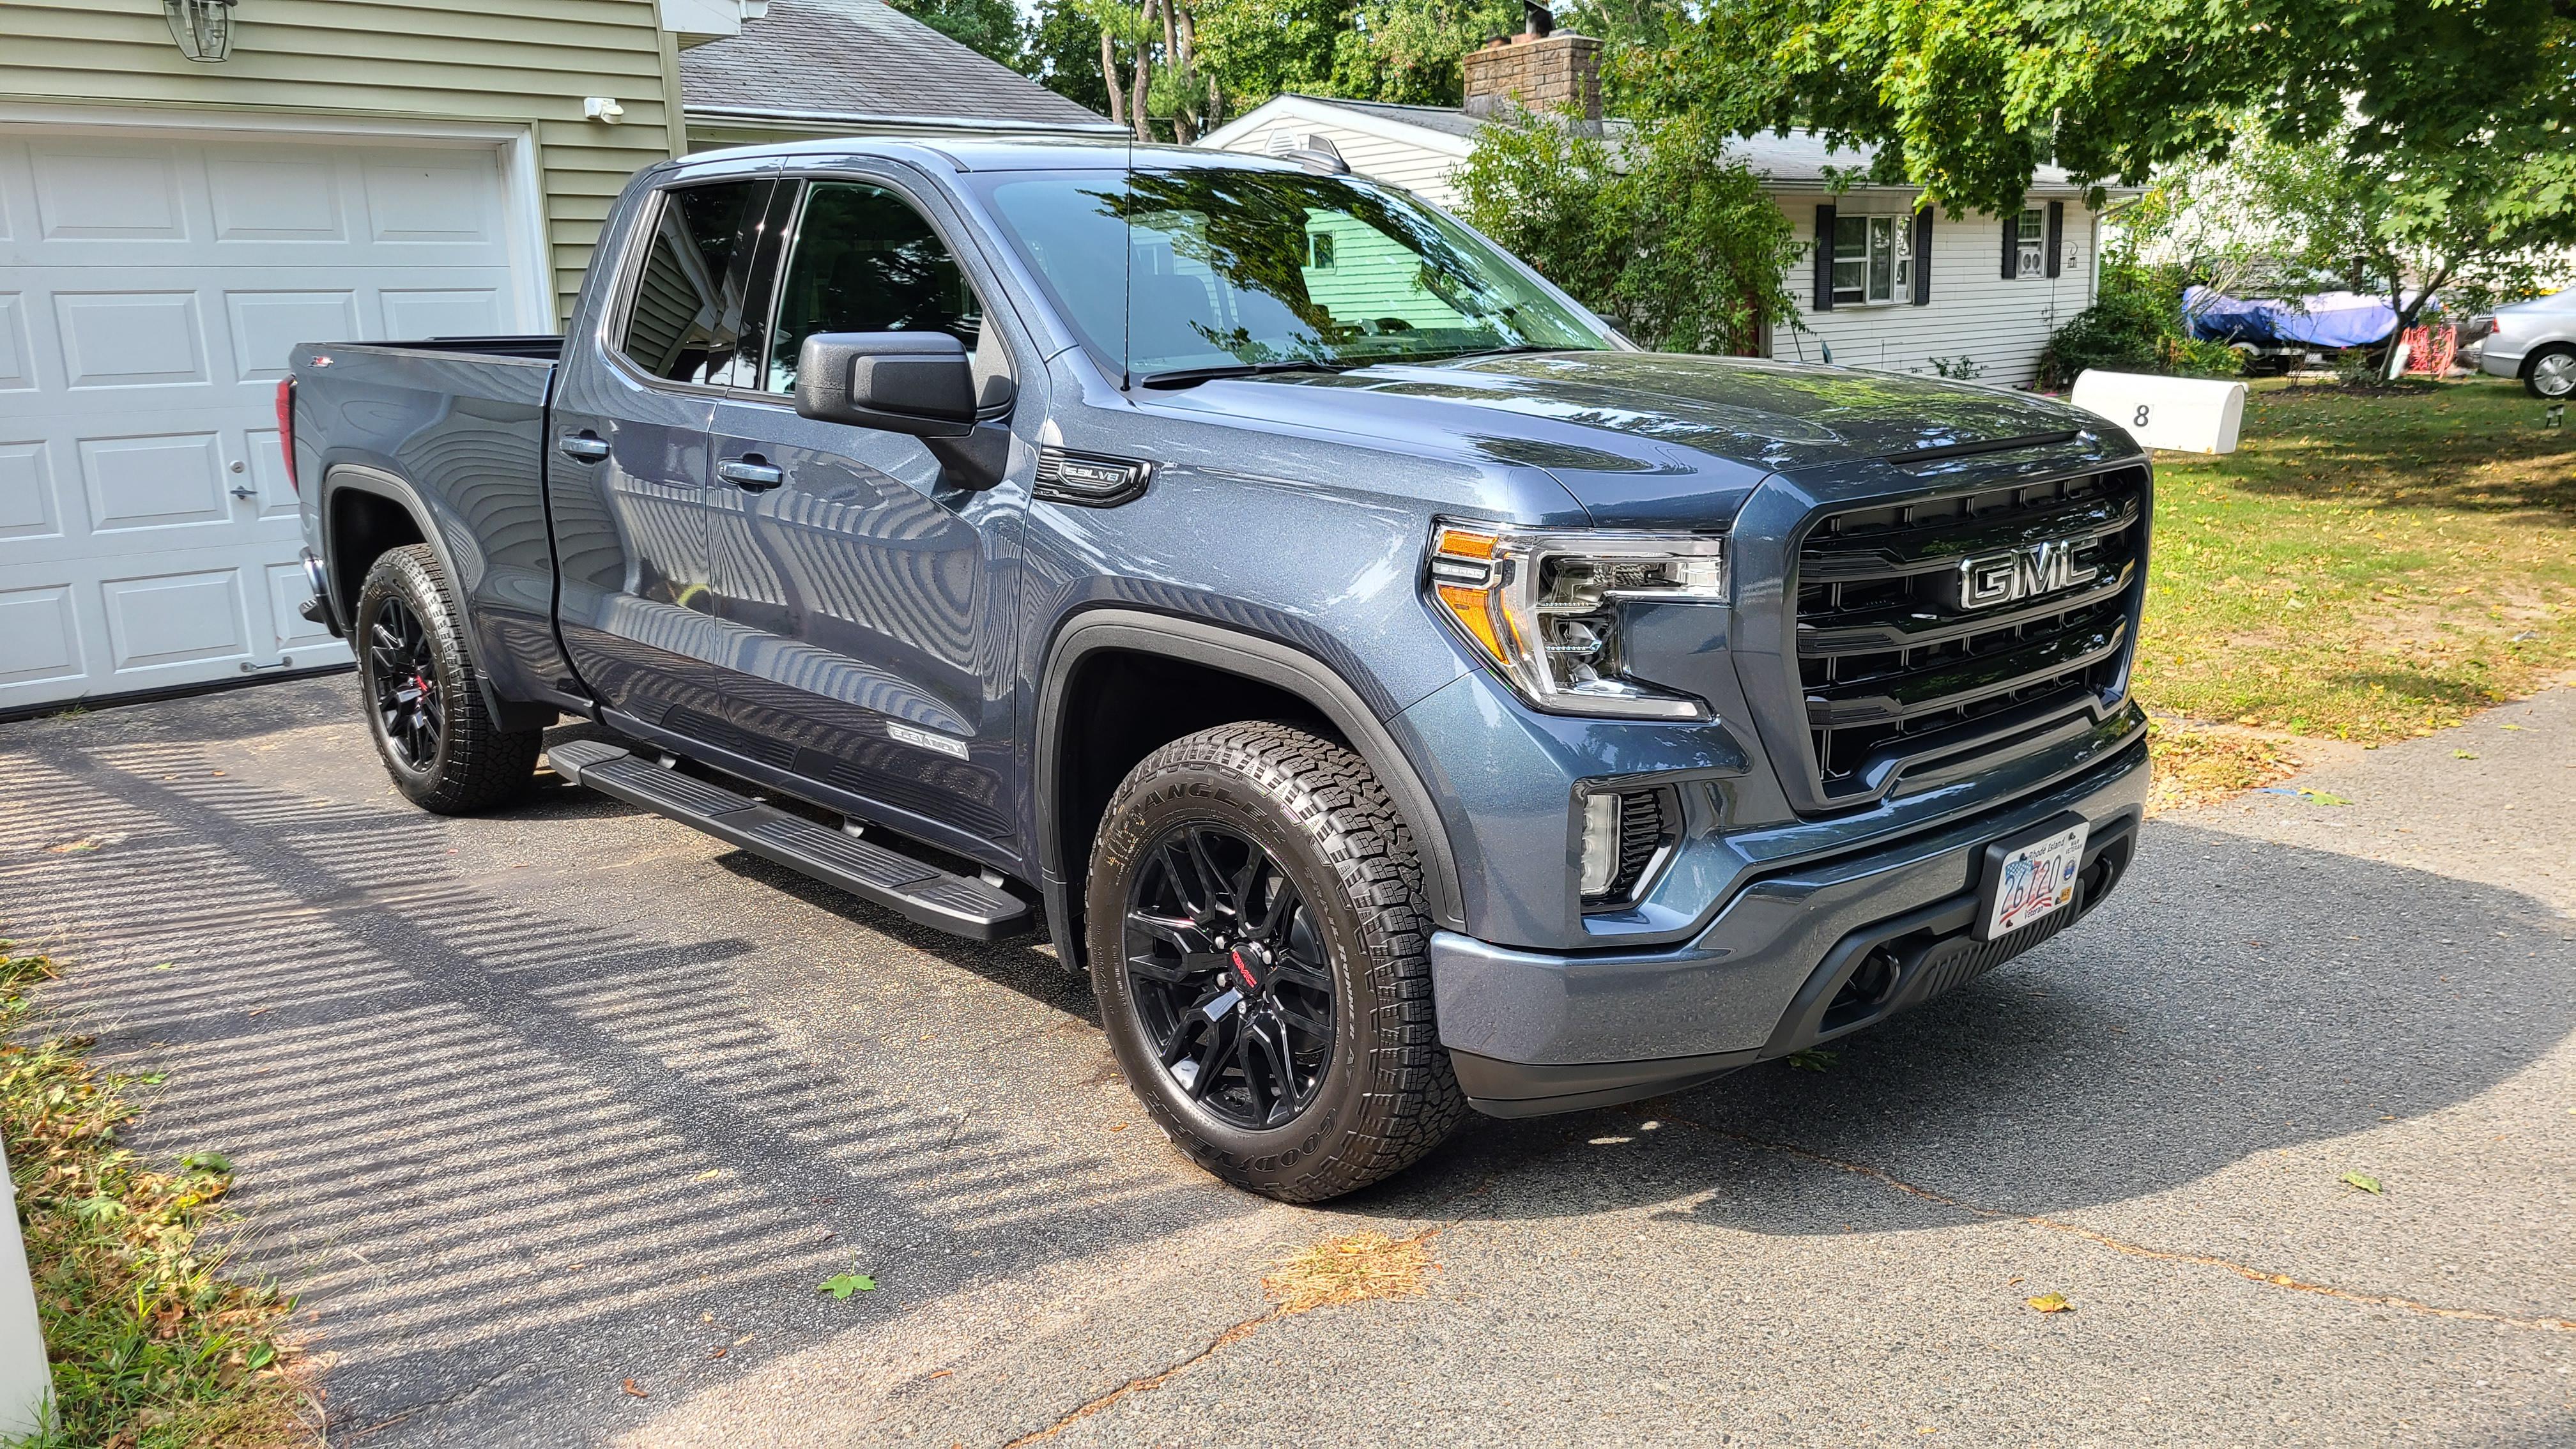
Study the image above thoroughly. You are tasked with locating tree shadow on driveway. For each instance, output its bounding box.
[0,696,1242,1446]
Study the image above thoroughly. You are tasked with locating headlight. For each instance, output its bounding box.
[1425,523,1726,719]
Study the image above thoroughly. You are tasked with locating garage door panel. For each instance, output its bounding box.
[266,561,336,649]
[245,427,296,519]
[0,294,29,390]
[381,287,506,339]
[363,153,502,245]
[77,432,229,533]
[102,567,249,673]
[0,584,84,687]
[0,441,59,540]
[0,441,60,542]
[30,141,189,242]
[208,150,348,242]
[227,290,360,381]
[52,291,210,388]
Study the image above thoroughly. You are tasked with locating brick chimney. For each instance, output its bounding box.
[1462,26,1603,126]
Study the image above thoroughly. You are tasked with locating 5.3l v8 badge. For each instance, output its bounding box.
[1947,538,2097,610]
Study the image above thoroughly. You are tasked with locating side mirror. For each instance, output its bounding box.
[794,331,977,437]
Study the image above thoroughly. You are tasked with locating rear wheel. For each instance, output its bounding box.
[2526,345,2575,399]
[1085,722,1464,1202]
[354,544,541,814]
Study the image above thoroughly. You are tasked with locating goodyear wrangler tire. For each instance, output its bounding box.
[1085,721,1466,1202]
[354,544,543,815]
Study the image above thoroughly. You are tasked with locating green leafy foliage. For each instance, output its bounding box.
[2036,261,2242,390]
[2340,1170,2384,1194]
[887,0,1027,65]
[0,950,307,1448]
[1456,112,1797,356]
[818,1272,879,1300]
[1640,0,2576,224]
[1327,0,1520,107]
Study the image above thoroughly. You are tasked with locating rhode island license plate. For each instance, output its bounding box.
[1979,818,2089,940]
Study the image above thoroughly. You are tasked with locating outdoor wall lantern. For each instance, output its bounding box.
[164,0,239,63]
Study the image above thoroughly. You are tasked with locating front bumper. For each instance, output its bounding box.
[1433,735,2151,1117]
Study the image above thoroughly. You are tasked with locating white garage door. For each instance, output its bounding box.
[0,126,530,714]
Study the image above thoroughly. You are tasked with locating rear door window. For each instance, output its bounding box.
[620,178,772,388]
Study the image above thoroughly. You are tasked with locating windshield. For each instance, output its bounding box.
[969,166,1614,381]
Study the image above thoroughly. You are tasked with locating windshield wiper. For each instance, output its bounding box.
[1135,359,1356,390]
[1416,344,1577,365]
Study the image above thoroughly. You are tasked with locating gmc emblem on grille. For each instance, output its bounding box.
[1952,539,2096,610]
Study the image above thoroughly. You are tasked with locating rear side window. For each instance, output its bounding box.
[620,180,768,387]
[765,181,993,397]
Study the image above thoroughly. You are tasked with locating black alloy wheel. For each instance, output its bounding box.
[1086,721,1464,1202]
[1123,822,1337,1131]
[367,592,443,771]
[351,543,543,814]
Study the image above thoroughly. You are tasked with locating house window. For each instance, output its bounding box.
[1308,231,1336,268]
[2016,208,2045,278]
[1831,214,1912,305]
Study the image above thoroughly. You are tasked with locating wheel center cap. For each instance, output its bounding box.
[1228,944,1264,993]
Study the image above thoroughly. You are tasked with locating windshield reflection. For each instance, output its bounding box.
[971,166,1612,382]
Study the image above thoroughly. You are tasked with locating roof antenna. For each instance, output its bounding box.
[1122,103,1135,391]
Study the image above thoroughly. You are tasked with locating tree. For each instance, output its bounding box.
[1328,0,1521,107]
[1195,0,1350,111]
[2177,123,2575,359]
[887,0,1025,66]
[1643,0,2576,222]
[1022,0,1117,115]
[1455,111,1797,354]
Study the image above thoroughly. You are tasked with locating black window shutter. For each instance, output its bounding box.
[2002,211,2018,279]
[1814,204,1836,311]
[2045,201,2064,279]
[1912,207,1933,305]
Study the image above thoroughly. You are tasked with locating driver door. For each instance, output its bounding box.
[699,173,1031,855]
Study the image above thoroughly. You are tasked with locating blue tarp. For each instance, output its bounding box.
[2182,286,2401,349]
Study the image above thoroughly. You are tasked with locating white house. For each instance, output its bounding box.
[1199,31,2134,386]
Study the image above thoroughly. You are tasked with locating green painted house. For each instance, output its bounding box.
[0,0,1107,713]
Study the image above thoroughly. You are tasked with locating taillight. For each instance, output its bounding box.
[275,377,298,494]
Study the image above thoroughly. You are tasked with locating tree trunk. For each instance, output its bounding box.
[1100,29,1124,127]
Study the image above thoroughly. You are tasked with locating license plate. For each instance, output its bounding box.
[1979,817,2089,940]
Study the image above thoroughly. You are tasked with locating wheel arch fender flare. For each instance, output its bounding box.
[1034,609,1468,972]
[322,463,549,733]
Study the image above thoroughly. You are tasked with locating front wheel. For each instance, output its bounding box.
[1085,722,1464,1202]
[353,544,542,814]
[2526,345,2575,399]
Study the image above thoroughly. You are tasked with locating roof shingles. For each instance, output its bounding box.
[680,0,1112,130]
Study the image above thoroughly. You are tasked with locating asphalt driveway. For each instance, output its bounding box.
[2,678,2570,1445]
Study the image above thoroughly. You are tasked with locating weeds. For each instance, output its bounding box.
[0,949,309,1448]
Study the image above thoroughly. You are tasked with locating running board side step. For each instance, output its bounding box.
[546,739,1032,940]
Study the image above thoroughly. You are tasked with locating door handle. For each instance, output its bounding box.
[717,457,784,491]
[557,431,611,463]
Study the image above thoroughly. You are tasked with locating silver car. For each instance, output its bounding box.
[2471,289,2576,397]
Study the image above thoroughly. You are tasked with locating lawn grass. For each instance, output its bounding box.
[2136,376,2576,742]
[0,949,310,1448]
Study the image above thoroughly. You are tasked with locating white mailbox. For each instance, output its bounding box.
[2069,370,2246,454]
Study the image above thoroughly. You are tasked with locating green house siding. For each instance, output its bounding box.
[0,0,683,320]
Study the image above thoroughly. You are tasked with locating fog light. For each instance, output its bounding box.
[1579,792,1621,898]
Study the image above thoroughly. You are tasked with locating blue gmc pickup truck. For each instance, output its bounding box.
[286,138,2151,1201]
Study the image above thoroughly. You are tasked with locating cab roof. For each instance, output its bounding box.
[677,135,1314,176]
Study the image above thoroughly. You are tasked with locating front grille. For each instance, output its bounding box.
[1793,466,2146,800]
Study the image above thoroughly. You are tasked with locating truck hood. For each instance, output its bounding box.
[1147,350,2111,527]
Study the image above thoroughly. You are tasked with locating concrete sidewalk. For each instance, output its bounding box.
[1,678,2568,1445]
